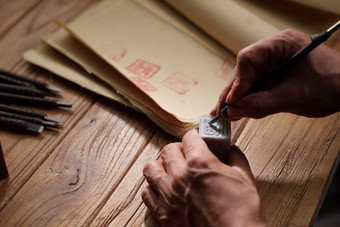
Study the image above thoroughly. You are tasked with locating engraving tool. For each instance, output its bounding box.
[210,20,340,124]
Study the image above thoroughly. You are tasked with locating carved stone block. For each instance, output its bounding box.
[199,115,231,162]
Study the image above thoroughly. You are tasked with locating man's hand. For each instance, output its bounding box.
[142,130,265,227]
[211,29,340,120]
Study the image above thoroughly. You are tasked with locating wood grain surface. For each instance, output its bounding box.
[0,0,339,226]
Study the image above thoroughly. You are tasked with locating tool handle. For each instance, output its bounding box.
[0,116,30,131]
[0,104,47,119]
[0,111,42,125]
[0,74,34,88]
[0,83,47,97]
[0,68,48,90]
[0,92,57,109]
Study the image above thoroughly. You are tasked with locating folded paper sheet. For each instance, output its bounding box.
[62,0,236,124]
[38,28,199,136]
[164,0,339,54]
[24,0,339,137]
[24,43,133,107]
[163,0,280,54]
[289,0,340,15]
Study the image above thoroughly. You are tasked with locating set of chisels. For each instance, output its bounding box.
[0,68,72,133]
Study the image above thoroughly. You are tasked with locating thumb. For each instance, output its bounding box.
[227,145,256,185]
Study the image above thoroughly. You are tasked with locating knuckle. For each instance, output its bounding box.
[141,188,147,199]
[171,172,184,183]
[237,48,248,60]
[160,143,174,157]
[278,29,310,49]
[160,143,180,158]
[171,176,187,195]
[142,162,151,174]
[141,187,151,203]
[158,215,173,227]
[281,28,296,37]
[187,152,210,168]
[237,48,251,67]
[143,160,157,175]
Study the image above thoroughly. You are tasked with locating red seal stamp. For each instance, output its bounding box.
[215,58,231,80]
[126,59,161,79]
[129,77,157,92]
[96,44,127,61]
[161,72,197,95]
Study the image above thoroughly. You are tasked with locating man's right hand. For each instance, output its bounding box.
[211,29,340,120]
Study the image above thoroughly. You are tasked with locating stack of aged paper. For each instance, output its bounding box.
[24,0,338,137]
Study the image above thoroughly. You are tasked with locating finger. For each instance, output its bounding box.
[226,29,310,105]
[161,143,186,176]
[143,160,167,192]
[226,51,257,105]
[181,130,219,166]
[210,78,234,115]
[227,145,255,185]
[141,185,159,214]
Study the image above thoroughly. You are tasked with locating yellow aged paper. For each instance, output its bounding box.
[164,0,280,54]
[163,0,338,53]
[62,0,235,124]
[23,44,133,107]
[40,28,196,137]
[237,1,339,35]
[289,0,340,15]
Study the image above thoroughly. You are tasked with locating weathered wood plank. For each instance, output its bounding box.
[0,1,339,226]
[0,0,100,211]
[0,0,41,38]
[0,76,95,210]
[0,98,175,226]
[235,113,340,226]
[84,119,248,225]
[88,114,339,227]
[88,127,170,226]
[0,0,100,70]
[79,31,340,226]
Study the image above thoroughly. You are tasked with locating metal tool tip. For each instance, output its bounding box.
[327,20,340,34]
[42,121,59,129]
[209,104,230,124]
[57,102,72,108]
[209,115,221,124]
[47,85,62,93]
[27,123,44,133]
[44,115,62,123]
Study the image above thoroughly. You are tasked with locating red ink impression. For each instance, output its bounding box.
[96,44,127,61]
[161,72,197,95]
[129,77,158,92]
[215,58,231,80]
[126,59,161,79]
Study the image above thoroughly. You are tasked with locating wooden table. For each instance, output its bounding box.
[0,0,339,226]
